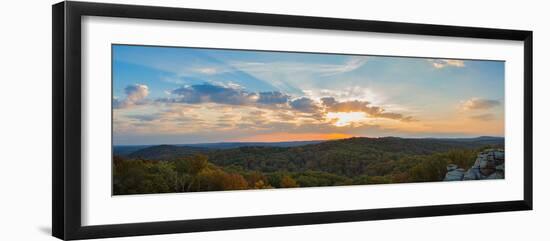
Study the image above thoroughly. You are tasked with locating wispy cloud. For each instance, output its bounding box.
[232,56,368,75]
[195,67,221,75]
[460,97,500,110]
[470,113,495,121]
[320,56,368,75]
[429,59,465,69]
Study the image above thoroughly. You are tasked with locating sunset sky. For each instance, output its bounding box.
[112,45,504,145]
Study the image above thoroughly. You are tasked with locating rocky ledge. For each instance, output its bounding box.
[444,149,504,181]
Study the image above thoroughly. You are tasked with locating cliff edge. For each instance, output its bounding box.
[444,149,504,181]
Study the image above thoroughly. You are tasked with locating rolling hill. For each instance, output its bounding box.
[126,145,209,160]
[113,136,505,194]
[119,136,503,176]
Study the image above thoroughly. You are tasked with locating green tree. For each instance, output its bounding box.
[113,159,177,195]
[174,154,209,191]
[408,157,448,182]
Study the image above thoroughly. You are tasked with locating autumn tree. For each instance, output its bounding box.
[253,180,273,189]
[222,173,249,190]
[244,171,272,189]
[280,175,299,188]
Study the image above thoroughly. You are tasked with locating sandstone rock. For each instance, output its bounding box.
[463,167,482,180]
[444,167,465,181]
[443,149,504,181]
[486,171,504,179]
[447,164,458,171]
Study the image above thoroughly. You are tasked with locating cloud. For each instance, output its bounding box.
[258,91,291,105]
[306,86,386,107]
[114,89,417,143]
[320,96,338,107]
[461,98,500,110]
[321,97,413,121]
[113,84,149,109]
[154,83,412,124]
[128,114,158,122]
[289,97,321,113]
[429,59,465,69]
[470,113,495,121]
[159,84,303,110]
[125,84,149,102]
[231,56,368,79]
[168,84,258,105]
[321,97,372,112]
[377,112,414,122]
[195,67,219,75]
[320,56,368,75]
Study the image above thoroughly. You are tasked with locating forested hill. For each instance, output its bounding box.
[206,136,503,176]
[127,145,208,161]
[120,136,503,176]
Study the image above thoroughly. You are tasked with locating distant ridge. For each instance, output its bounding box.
[116,136,504,165]
[113,140,324,156]
[126,145,208,161]
[179,140,324,149]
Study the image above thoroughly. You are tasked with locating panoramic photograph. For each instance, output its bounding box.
[112,44,505,195]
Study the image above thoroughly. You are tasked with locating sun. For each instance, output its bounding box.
[326,112,368,127]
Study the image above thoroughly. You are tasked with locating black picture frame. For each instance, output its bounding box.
[52,1,533,240]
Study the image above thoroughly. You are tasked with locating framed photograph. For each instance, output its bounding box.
[52,1,533,240]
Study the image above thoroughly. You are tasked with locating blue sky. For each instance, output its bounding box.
[112,44,504,145]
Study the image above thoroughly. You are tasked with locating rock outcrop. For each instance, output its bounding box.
[443,149,504,181]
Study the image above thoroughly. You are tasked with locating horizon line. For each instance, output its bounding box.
[113,135,505,146]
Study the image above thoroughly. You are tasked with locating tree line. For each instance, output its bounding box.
[113,145,491,195]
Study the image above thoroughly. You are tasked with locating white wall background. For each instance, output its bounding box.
[0,0,547,240]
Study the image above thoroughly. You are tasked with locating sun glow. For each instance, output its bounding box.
[232,132,352,142]
[326,112,368,127]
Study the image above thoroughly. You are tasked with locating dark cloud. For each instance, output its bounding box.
[159,84,297,110]
[289,97,320,113]
[320,97,337,107]
[167,85,293,107]
[169,84,258,105]
[258,91,290,105]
